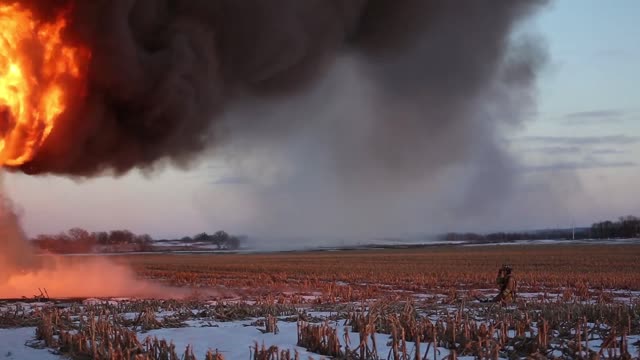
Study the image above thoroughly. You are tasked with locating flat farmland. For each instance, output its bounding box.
[123,244,640,293]
[4,244,640,359]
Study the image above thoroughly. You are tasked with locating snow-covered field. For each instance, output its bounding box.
[2,286,639,360]
[163,237,640,253]
[4,244,640,359]
[1,327,60,360]
[462,238,640,247]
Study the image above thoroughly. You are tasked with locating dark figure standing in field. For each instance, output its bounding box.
[494,265,516,304]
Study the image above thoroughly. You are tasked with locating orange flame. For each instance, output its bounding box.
[0,3,89,166]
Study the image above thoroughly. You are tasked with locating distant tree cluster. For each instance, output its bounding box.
[32,228,154,254]
[441,215,640,243]
[178,231,242,250]
[31,228,244,254]
[441,229,587,243]
[590,216,640,239]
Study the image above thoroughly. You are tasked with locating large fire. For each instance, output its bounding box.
[0,3,89,166]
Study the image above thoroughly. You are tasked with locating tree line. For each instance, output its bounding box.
[31,228,243,254]
[590,216,640,239]
[440,215,640,243]
[173,231,242,250]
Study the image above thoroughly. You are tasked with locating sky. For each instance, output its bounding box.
[4,0,640,239]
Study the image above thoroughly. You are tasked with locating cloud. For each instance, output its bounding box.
[523,135,640,146]
[565,109,623,119]
[562,109,625,125]
[523,160,637,172]
[590,148,628,155]
[522,146,582,154]
[518,136,636,162]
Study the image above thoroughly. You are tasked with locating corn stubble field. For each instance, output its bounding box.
[2,245,640,360]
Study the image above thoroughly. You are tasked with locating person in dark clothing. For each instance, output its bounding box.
[493,264,516,304]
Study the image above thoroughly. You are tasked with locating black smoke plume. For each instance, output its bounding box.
[10,0,549,178]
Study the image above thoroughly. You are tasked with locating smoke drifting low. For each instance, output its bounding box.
[11,0,548,178]
[0,177,185,299]
[195,1,550,239]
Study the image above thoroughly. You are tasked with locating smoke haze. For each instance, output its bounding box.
[0,176,185,299]
[4,1,553,243]
[201,1,550,240]
[11,0,548,179]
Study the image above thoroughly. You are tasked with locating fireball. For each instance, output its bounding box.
[0,3,89,166]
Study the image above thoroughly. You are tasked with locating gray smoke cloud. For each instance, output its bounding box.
[10,0,551,242]
[198,1,551,241]
[208,51,544,241]
[13,0,548,178]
